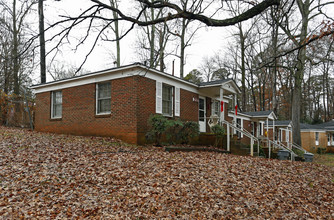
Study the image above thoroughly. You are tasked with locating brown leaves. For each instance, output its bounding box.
[0,126,334,219]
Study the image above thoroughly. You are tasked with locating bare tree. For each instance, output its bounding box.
[44,0,279,71]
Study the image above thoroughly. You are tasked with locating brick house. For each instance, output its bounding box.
[264,120,334,153]
[31,63,241,145]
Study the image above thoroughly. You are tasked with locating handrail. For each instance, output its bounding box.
[220,119,260,156]
[291,142,308,154]
[268,139,298,160]
[221,120,259,142]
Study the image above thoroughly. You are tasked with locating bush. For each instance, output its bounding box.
[211,124,225,148]
[292,148,305,157]
[145,114,169,146]
[146,115,199,146]
[165,119,184,144]
[179,121,200,144]
[316,147,326,155]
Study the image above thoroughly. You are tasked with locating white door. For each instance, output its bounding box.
[199,97,206,132]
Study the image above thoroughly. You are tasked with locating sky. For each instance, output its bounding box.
[41,0,233,82]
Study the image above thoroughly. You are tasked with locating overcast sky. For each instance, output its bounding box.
[40,0,233,82]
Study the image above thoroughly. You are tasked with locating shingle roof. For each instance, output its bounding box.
[199,79,231,86]
[300,123,324,130]
[265,120,291,126]
[243,110,273,117]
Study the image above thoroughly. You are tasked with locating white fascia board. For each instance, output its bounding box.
[199,80,241,94]
[32,64,199,94]
[143,70,198,94]
[211,97,230,103]
[301,130,326,133]
[228,112,251,120]
[222,80,241,93]
[32,70,133,94]
[268,112,277,120]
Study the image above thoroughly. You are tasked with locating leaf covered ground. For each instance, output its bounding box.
[0,126,333,219]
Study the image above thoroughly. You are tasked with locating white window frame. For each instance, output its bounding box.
[285,129,289,142]
[96,82,111,115]
[212,100,220,116]
[162,84,173,117]
[328,134,330,146]
[175,87,180,117]
[315,132,319,146]
[51,91,62,119]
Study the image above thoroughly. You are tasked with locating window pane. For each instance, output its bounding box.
[98,99,111,113]
[55,91,62,104]
[98,83,111,99]
[199,99,204,110]
[54,104,62,118]
[199,110,204,121]
[52,91,62,118]
[162,84,172,115]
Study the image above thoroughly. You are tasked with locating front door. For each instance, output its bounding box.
[199,97,206,132]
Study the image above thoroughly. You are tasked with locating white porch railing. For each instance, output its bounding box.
[220,119,260,156]
[266,139,298,161]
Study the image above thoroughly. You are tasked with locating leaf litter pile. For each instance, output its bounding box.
[0,126,333,219]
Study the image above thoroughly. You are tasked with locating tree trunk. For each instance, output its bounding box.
[38,0,46,83]
[12,0,20,95]
[111,0,120,67]
[239,26,246,111]
[179,18,186,79]
[291,0,310,145]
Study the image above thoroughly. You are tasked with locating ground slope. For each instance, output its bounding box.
[0,126,333,219]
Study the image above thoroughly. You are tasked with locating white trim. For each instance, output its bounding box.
[300,130,326,133]
[156,81,162,114]
[32,64,199,94]
[51,91,62,119]
[198,96,206,133]
[228,112,251,121]
[96,82,112,115]
[32,64,240,99]
[175,87,180,117]
[240,118,244,138]
[315,132,319,146]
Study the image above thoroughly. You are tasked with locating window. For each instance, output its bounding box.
[213,100,220,116]
[315,132,319,145]
[332,133,334,145]
[96,82,111,114]
[328,134,330,146]
[51,91,62,118]
[162,84,173,116]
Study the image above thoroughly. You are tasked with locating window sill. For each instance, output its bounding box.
[95,113,111,118]
[50,117,62,121]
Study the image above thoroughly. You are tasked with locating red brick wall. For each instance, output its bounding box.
[179,89,198,122]
[136,76,156,144]
[35,76,152,144]
[35,76,201,145]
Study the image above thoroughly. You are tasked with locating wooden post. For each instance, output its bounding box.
[251,137,254,156]
[227,123,230,152]
[273,119,275,142]
[269,141,271,159]
[220,87,224,122]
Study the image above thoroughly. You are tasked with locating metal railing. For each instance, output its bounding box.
[220,119,260,156]
[291,142,308,154]
[266,139,298,161]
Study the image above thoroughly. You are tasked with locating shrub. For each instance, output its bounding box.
[179,121,199,144]
[165,119,184,144]
[211,124,225,148]
[292,148,305,157]
[316,147,326,155]
[145,114,168,146]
